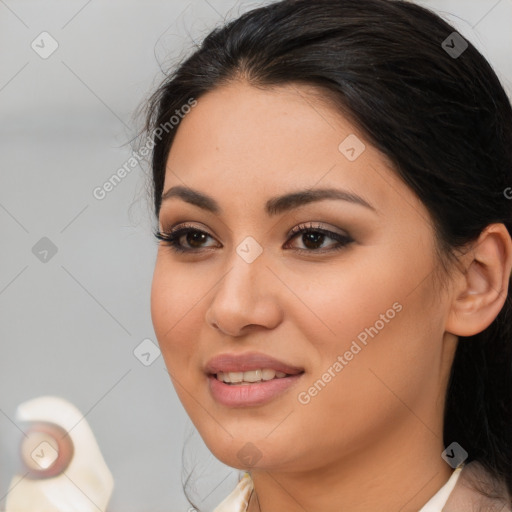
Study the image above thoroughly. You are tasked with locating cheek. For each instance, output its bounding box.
[150,258,203,370]
[291,243,439,409]
[286,294,440,468]
[300,270,438,405]
[288,252,409,358]
[150,259,210,421]
[318,238,435,359]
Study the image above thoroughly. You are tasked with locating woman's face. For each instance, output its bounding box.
[151,81,455,473]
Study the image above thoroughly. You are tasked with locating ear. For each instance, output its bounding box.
[446,223,512,337]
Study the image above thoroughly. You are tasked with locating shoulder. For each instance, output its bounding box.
[211,463,512,512]
[444,461,512,512]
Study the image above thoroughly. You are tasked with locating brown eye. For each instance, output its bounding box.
[20,421,74,479]
[286,222,354,253]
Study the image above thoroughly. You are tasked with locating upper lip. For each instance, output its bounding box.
[205,352,305,375]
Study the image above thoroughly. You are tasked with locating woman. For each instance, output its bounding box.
[144,0,512,510]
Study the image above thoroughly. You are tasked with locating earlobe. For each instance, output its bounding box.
[445,223,512,337]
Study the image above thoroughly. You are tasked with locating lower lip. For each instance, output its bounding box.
[208,373,304,407]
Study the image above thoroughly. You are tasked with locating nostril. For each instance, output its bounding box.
[20,422,74,479]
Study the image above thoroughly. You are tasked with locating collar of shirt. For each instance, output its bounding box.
[213,465,464,512]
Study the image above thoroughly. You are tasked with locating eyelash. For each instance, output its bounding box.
[153,222,354,255]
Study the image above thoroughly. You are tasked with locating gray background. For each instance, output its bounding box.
[0,1,511,511]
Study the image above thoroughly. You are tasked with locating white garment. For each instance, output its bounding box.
[418,466,462,512]
[213,465,463,512]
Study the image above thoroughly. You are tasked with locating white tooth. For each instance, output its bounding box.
[220,369,287,384]
[261,369,276,381]
[243,370,262,382]
[227,371,243,383]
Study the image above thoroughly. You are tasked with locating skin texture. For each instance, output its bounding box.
[150,81,512,512]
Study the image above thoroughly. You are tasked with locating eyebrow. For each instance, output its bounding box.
[160,185,376,216]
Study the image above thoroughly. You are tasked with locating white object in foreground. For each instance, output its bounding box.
[5,395,114,512]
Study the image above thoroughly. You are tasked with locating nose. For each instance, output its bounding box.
[205,245,283,337]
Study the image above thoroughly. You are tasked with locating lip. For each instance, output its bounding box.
[204,351,305,375]
[204,352,305,407]
[207,373,304,407]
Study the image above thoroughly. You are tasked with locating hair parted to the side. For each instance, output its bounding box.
[141,0,512,508]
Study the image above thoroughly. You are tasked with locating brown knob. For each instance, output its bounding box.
[20,422,74,479]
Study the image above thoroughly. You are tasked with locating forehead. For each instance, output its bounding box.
[168,81,350,161]
[162,81,424,220]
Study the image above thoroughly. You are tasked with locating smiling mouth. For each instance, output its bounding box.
[211,369,305,385]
